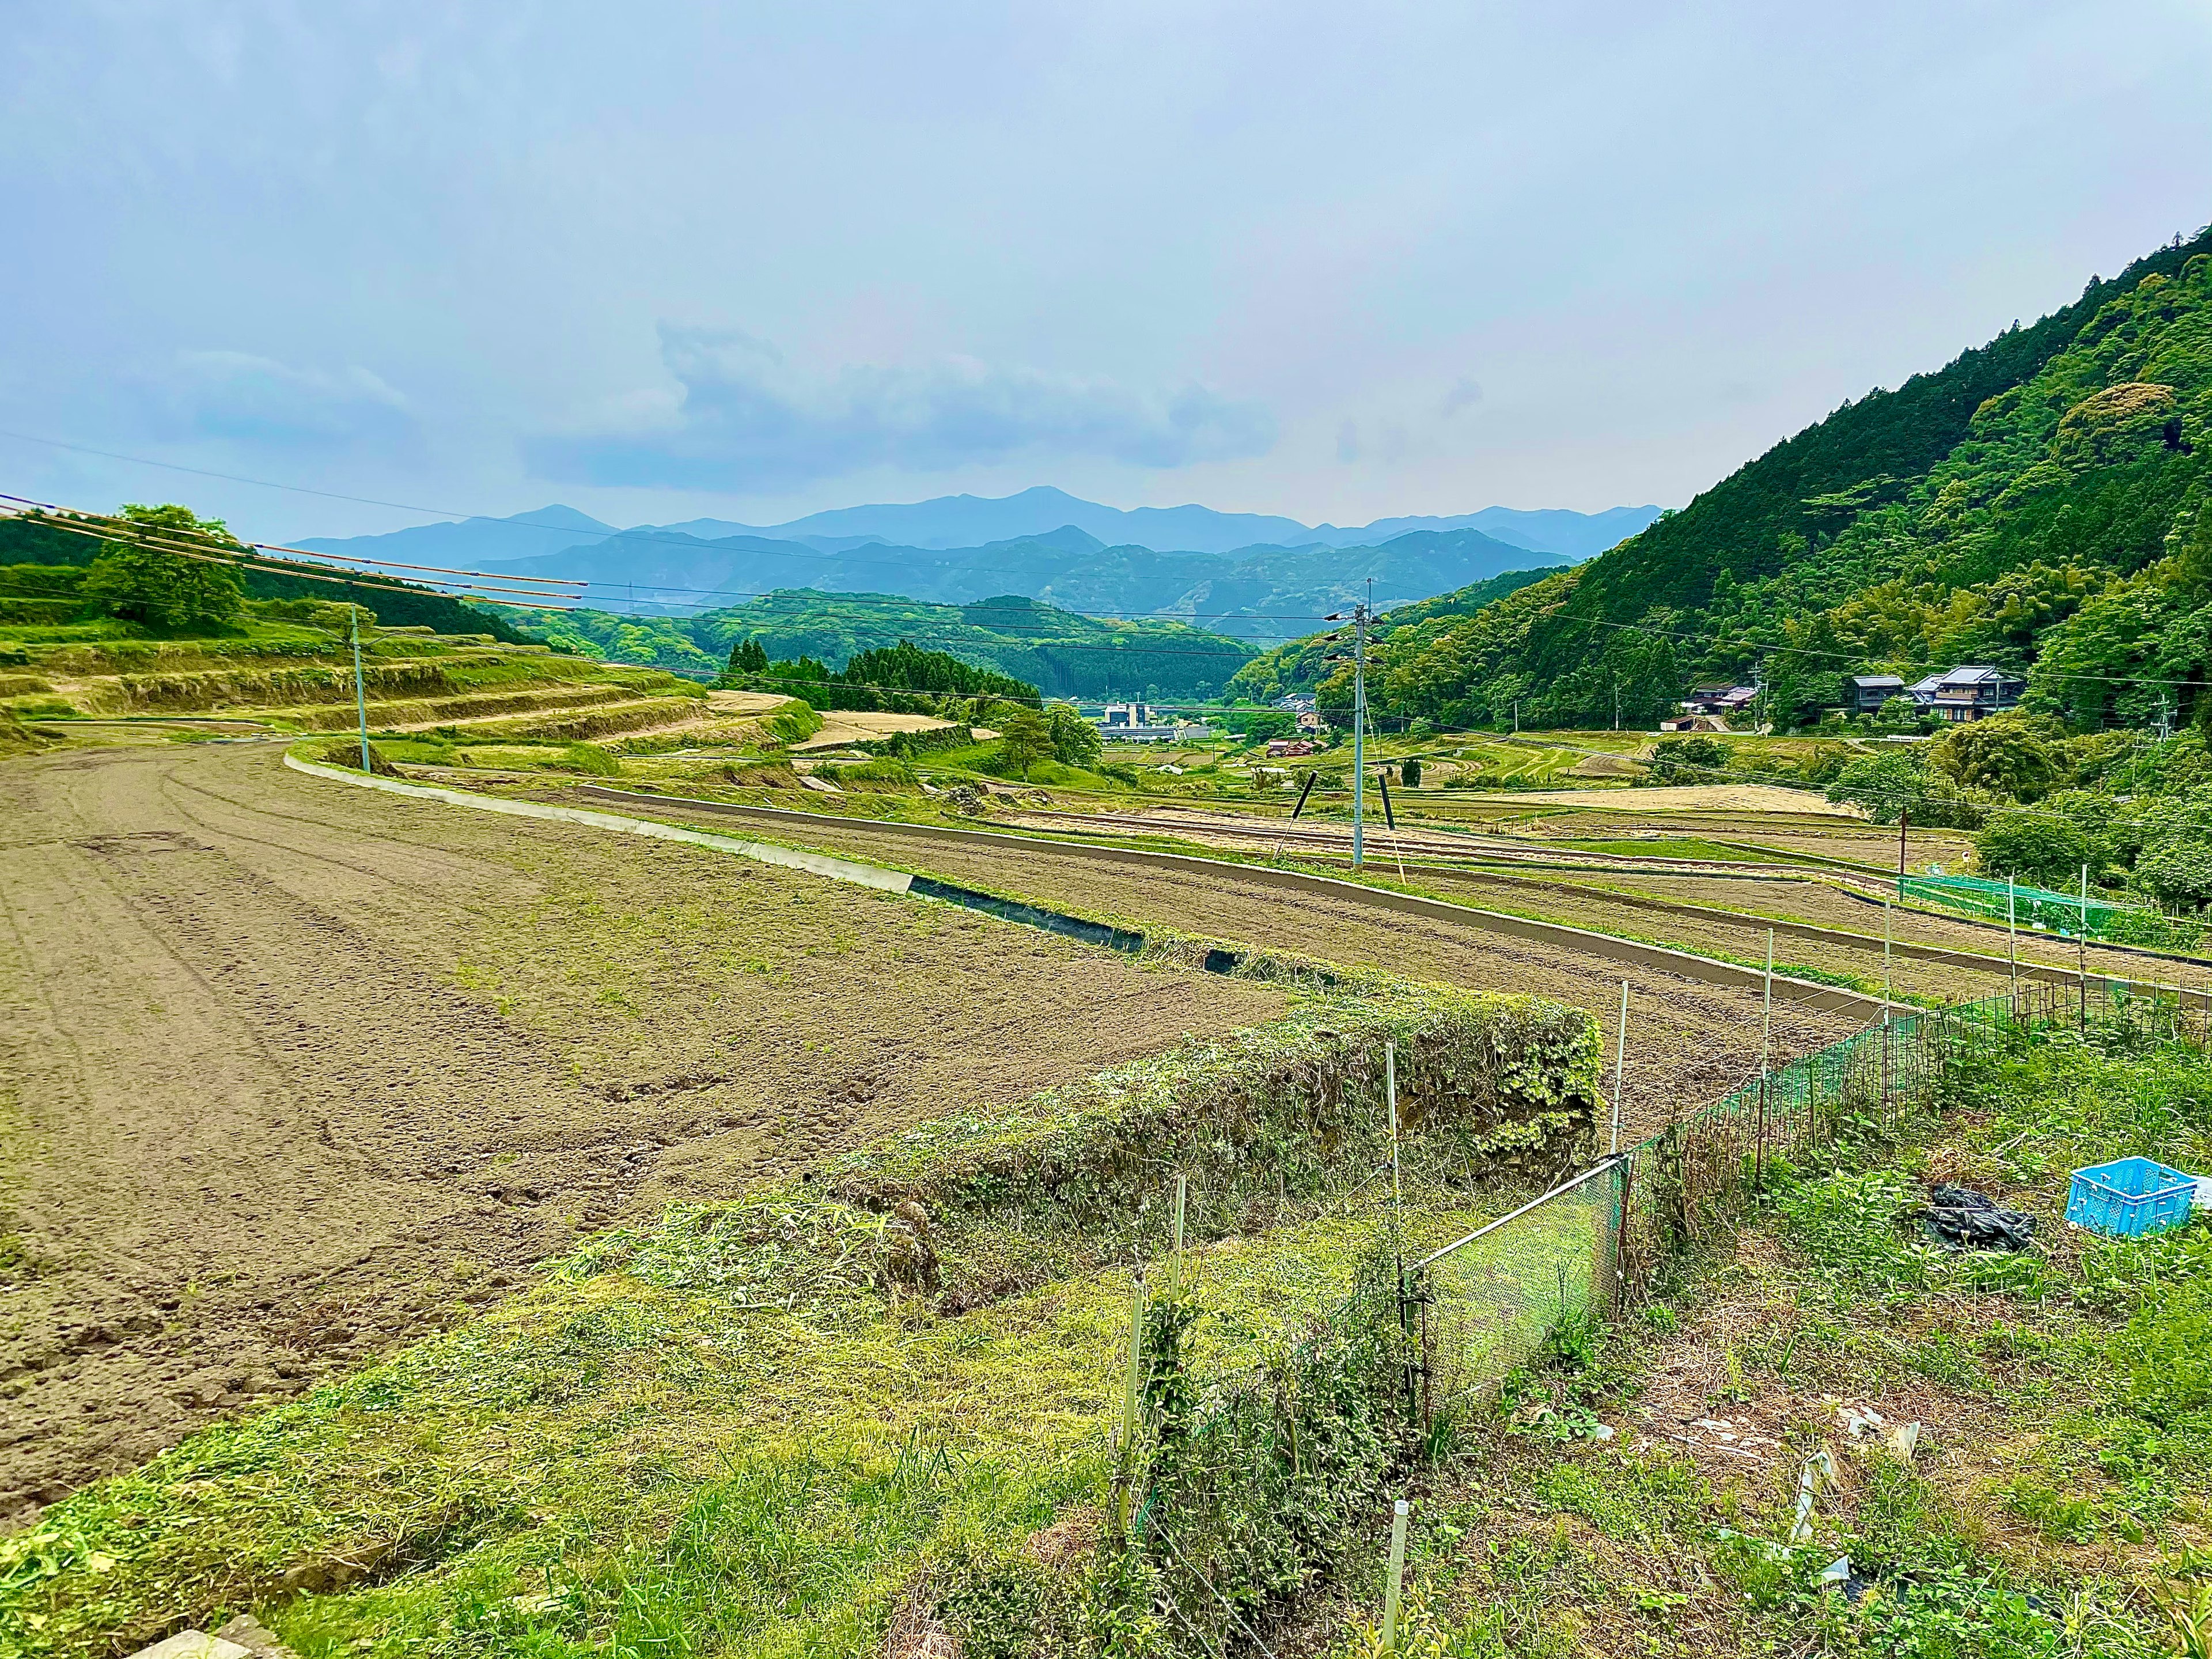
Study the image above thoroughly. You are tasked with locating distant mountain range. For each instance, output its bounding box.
[289,492,1656,643]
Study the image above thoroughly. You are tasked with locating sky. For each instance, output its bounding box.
[4,1,2210,544]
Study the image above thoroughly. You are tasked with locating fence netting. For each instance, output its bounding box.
[1410,1162,1621,1419]
[1401,979,2148,1427]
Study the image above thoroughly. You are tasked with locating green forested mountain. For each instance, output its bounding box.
[1317,226,2212,733]
[1225,565,1563,703]
[497,589,1255,699]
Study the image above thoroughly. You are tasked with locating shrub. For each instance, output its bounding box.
[1647,735,1728,783]
[560,741,623,777]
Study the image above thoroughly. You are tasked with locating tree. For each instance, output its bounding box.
[1974,809,2091,889]
[1647,736,1728,783]
[1824,751,1983,828]
[1400,756,1422,787]
[80,503,244,631]
[1826,752,1921,823]
[726,637,769,676]
[995,706,1054,776]
[1929,712,2066,801]
[1045,702,1101,767]
[2135,840,2212,912]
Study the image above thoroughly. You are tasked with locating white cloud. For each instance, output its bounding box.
[527,324,1277,490]
[141,350,421,454]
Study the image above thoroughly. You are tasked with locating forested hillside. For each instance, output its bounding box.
[1225,565,1563,703]
[496,589,1255,699]
[1319,226,2212,733]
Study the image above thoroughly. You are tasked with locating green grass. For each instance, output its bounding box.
[1546,836,1805,865]
[1306,1012,2212,1658]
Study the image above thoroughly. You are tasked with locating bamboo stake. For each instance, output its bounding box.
[1381,1498,1412,1652]
[1612,980,1629,1156]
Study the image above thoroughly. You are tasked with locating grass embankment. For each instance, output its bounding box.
[1302,1011,2212,1658]
[0,957,1601,1657]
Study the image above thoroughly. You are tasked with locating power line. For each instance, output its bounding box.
[0,506,586,611]
[1,493,584,588]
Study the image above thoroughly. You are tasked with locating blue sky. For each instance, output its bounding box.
[5,1,2209,541]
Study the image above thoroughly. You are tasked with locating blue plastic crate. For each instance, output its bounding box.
[2066,1157,2200,1238]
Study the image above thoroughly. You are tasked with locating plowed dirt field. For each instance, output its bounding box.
[0,743,1285,1525]
[609,801,1869,1129]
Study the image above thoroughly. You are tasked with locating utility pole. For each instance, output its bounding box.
[1897,804,1908,885]
[350,605,370,773]
[1612,672,1620,732]
[1352,587,1370,871]
[1512,698,1520,735]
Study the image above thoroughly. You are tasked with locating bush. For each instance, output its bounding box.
[1647,735,1728,783]
[560,741,623,777]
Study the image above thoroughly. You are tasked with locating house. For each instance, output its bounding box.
[1294,710,1323,733]
[1265,738,1317,758]
[1275,694,1318,714]
[1845,675,1906,716]
[1906,666,2025,722]
[1684,684,1758,718]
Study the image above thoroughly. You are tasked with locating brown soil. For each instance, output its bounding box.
[0,743,1282,1526]
[615,801,1870,1135]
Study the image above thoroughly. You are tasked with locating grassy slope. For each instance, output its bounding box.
[1306,1014,2212,1658]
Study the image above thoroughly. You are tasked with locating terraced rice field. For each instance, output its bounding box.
[590,797,1870,1132]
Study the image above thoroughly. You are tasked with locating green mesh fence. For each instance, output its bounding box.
[1406,987,2055,1430]
[1410,1162,1621,1416]
[1900,872,2126,938]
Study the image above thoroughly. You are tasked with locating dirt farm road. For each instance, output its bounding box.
[0,742,1289,1525]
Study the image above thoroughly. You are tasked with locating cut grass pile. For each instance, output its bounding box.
[0,954,1603,1657]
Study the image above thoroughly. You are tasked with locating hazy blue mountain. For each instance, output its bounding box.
[289,490,1658,575]
[651,487,1660,556]
[482,521,1562,643]
[290,503,615,566]
[1350,506,1664,560]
